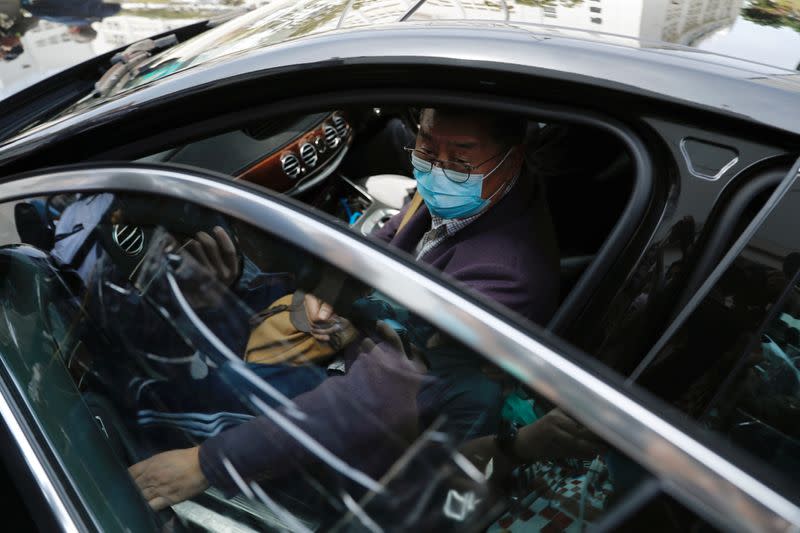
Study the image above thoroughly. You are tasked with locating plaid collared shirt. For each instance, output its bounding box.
[414,173,520,260]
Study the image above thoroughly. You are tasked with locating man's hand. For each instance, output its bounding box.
[128,447,209,511]
[304,292,344,342]
[362,321,427,373]
[185,226,239,286]
[516,408,604,462]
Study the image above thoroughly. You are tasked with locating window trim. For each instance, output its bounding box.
[0,163,796,531]
[0,246,158,533]
[0,375,82,533]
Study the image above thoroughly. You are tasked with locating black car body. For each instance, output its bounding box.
[0,1,798,531]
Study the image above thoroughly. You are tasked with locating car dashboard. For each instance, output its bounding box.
[140,112,353,195]
[139,110,413,236]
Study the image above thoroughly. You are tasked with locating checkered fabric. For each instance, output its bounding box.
[414,173,520,260]
[415,211,482,260]
[487,457,614,533]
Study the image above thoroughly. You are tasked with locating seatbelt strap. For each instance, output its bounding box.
[397,192,423,234]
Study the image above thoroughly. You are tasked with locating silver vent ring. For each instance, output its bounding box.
[332,115,348,137]
[280,152,303,179]
[112,224,145,256]
[323,124,340,149]
[299,142,318,169]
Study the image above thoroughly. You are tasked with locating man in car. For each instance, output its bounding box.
[128,107,570,511]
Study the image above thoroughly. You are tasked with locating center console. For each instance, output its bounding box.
[313,174,416,236]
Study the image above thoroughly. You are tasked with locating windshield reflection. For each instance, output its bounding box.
[1,0,799,102]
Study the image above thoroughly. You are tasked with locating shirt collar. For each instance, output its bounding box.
[429,171,521,232]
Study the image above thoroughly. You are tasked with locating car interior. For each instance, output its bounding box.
[137,106,636,316]
[0,104,657,531]
[5,95,793,530]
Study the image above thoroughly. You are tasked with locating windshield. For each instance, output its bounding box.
[4,0,800,107]
[9,0,800,135]
[78,0,800,103]
[120,0,407,94]
[117,0,800,98]
[47,0,407,120]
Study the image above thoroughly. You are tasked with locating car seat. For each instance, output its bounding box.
[529,124,634,302]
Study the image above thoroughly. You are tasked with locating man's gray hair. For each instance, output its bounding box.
[420,107,528,147]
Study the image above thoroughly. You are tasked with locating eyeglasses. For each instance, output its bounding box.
[404,146,510,183]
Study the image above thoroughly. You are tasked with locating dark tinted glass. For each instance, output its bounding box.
[0,189,625,531]
[634,169,800,495]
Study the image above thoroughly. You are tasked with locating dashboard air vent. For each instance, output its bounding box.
[281,153,302,179]
[332,115,348,137]
[323,124,340,149]
[299,142,318,169]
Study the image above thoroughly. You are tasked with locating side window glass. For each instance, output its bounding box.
[634,174,800,497]
[0,188,652,531]
[704,268,800,475]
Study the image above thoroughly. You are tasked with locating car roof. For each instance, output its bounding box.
[2,1,799,155]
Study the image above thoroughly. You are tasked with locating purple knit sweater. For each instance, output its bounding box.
[198,176,559,492]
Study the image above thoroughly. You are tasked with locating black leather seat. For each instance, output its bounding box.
[529,124,633,308]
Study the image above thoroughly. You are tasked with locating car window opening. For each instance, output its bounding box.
[0,104,649,531]
[0,188,642,531]
[138,105,637,313]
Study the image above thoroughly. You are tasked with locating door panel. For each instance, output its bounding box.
[0,164,795,532]
[632,157,800,511]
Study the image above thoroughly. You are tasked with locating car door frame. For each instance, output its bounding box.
[0,162,797,532]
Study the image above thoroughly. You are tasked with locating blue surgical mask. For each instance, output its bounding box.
[413,148,513,219]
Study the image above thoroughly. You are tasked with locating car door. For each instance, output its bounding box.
[627,156,800,522]
[0,162,796,533]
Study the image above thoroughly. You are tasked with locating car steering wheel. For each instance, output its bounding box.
[91,193,242,282]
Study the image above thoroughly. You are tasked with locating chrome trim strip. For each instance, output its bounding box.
[679,137,740,182]
[0,375,79,533]
[0,167,798,531]
[172,499,260,533]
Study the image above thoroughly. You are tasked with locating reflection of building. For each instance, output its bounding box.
[0,19,95,96]
[0,0,749,99]
[658,0,742,45]
[0,13,203,98]
[21,19,95,69]
[410,0,744,46]
[95,15,201,54]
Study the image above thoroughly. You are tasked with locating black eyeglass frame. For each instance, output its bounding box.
[403,146,509,183]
